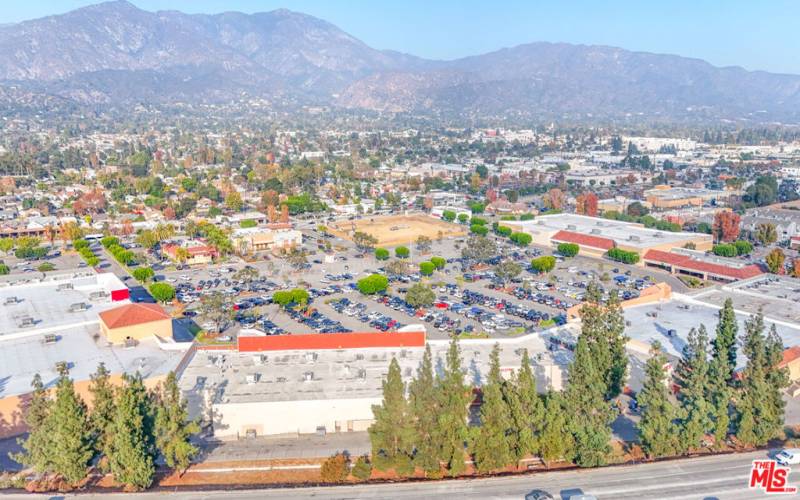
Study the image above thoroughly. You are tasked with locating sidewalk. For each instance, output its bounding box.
[196,431,371,463]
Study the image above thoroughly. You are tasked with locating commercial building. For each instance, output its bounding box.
[178,329,568,439]
[162,240,219,265]
[505,214,713,258]
[642,248,764,283]
[644,185,732,210]
[232,224,303,254]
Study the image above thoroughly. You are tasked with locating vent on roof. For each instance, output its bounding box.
[42,333,57,345]
[654,232,663,238]
[590,228,601,235]
[303,371,314,382]
[628,235,640,242]
[69,302,89,312]
[57,283,73,291]
[305,352,317,363]
[252,355,266,365]
[4,296,20,305]
[276,376,287,383]
[17,316,35,328]
[567,224,577,231]
[595,221,603,226]
[245,373,260,384]
[358,369,367,380]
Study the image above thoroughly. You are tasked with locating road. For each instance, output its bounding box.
[17,450,792,499]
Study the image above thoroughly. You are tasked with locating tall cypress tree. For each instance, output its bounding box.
[764,324,789,438]
[370,358,415,474]
[565,336,613,467]
[503,349,544,461]
[45,365,93,484]
[408,345,440,475]
[675,325,713,452]
[473,344,513,472]
[603,290,629,399]
[539,392,574,465]
[712,298,738,385]
[13,374,53,474]
[89,362,116,462]
[154,372,199,474]
[637,342,680,458]
[108,374,156,491]
[435,339,470,476]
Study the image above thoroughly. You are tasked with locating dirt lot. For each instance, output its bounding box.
[328,214,466,247]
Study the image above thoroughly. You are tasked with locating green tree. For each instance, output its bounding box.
[89,363,117,461]
[539,392,574,465]
[430,256,446,269]
[108,374,156,491]
[435,339,471,476]
[530,256,556,274]
[369,359,415,473]
[395,246,410,259]
[148,282,175,303]
[441,210,456,222]
[461,235,497,263]
[557,243,579,257]
[405,282,435,308]
[132,267,155,283]
[374,248,390,260]
[564,336,613,467]
[712,298,738,386]
[503,349,544,462]
[409,346,440,475]
[765,248,785,274]
[494,261,522,283]
[353,231,379,253]
[357,274,389,294]
[154,372,199,473]
[419,261,435,276]
[45,365,93,483]
[675,326,713,452]
[12,374,53,474]
[637,342,680,458]
[755,223,778,245]
[473,345,513,472]
[415,235,433,253]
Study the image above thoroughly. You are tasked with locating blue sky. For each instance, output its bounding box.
[4,1,800,74]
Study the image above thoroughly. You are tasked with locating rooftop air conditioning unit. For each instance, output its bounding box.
[628,235,640,242]
[4,296,19,305]
[567,224,577,231]
[590,229,601,235]
[305,352,318,362]
[245,373,260,384]
[303,371,314,382]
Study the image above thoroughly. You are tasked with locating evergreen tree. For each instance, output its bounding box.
[603,290,629,399]
[108,374,156,491]
[154,372,199,474]
[503,349,544,461]
[637,342,680,458]
[13,374,53,474]
[708,366,731,449]
[675,325,713,452]
[473,344,513,472]
[736,313,789,446]
[44,366,93,483]
[565,336,614,467]
[712,298,738,385]
[434,339,470,476]
[369,358,415,473]
[408,345,440,475]
[578,283,628,400]
[539,392,575,464]
[89,362,116,461]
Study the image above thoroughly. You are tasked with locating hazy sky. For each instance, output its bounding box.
[4,0,800,75]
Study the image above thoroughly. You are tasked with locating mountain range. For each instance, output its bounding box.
[1,0,799,123]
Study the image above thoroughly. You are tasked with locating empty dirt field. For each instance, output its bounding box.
[328,214,467,247]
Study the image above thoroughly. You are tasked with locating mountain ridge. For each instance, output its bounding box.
[1,0,799,123]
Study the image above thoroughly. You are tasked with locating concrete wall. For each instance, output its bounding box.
[212,397,379,438]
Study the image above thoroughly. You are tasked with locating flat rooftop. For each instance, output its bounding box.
[0,324,184,398]
[690,275,800,325]
[645,187,728,200]
[509,213,709,249]
[179,334,563,409]
[0,273,124,337]
[623,295,800,368]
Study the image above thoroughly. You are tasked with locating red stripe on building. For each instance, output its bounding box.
[238,331,426,352]
[551,230,615,250]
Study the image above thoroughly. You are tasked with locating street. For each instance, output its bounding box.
[16,450,790,499]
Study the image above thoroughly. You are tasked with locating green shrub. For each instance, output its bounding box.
[374,248,390,260]
[430,256,446,269]
[520,213,535,221]
[500,215,516,221]
[557,242,579,257]
[733,240,753,256]
[239,219,258,228]
[457,213,470,224]
[495,225,512,237]
[132,267,155,282]
[37,262,55,272]
[149,282,175,303]
[419,261,436,276]
[606,247,640,264]
[0,263,9,275]
[100,236,120,248]
[73,239,90,250]
[470,216,488,226]
[441,210,456,222]
[712,243,736,257]
[351,455,372,481]
[395,246,410,258]
[273,288,310,306]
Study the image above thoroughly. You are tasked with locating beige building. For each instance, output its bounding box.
[99,303,173,344]
[232,223,302,254]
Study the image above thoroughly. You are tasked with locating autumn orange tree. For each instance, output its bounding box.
[575,192,599,216]
[712,211,740,242]
[543,188,565,211]
[765,248,785,274]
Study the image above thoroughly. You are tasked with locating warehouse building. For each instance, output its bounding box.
[644,185,732,210]
[178,330,568,439]
[642,248,764,283]
[505,213,713,258]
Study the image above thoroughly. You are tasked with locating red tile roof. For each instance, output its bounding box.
[551,230,615,250]
[99,303,171,329]
[642,249,763,280]
[780,346,800,367]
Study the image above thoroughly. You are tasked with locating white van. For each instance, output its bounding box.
[776,448,800,466]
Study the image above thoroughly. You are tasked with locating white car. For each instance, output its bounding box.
[776,448,800,466]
